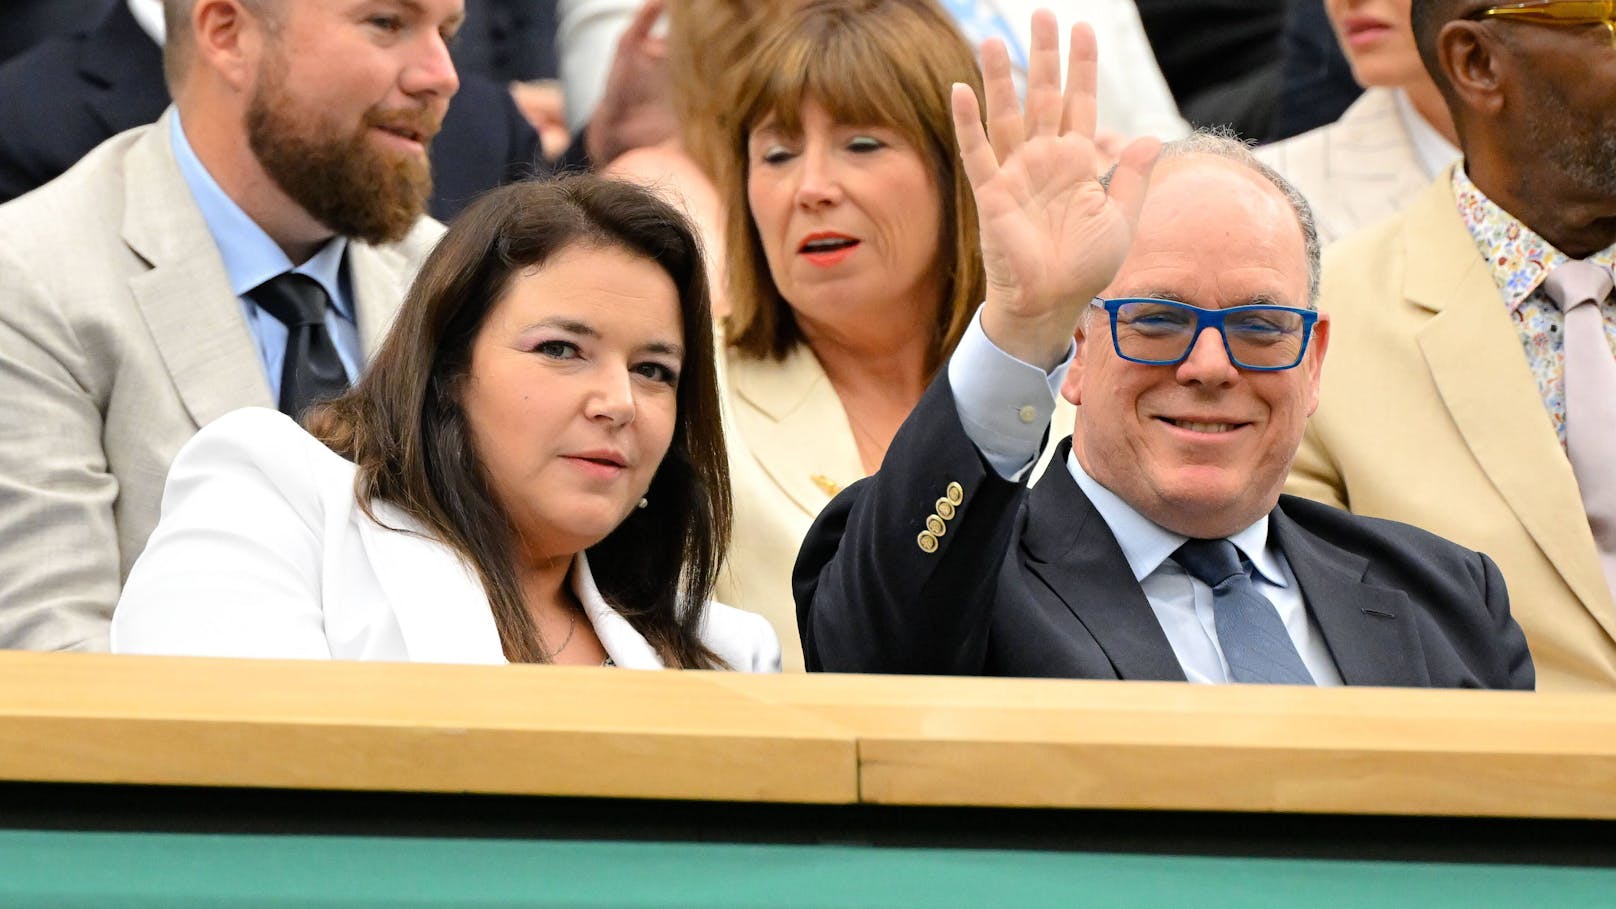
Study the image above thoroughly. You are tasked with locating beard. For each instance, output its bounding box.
[1525,75,1616,200]
[246,52,439,245]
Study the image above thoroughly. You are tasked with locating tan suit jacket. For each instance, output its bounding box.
[1256,87,1442,246]
[1287,171,1616,690]
[720,343,1074,672]
[0,112,442,652]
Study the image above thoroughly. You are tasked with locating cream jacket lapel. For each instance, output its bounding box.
[124,111,274,427]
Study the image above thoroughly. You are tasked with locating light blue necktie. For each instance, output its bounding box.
[1173,539,1315,685]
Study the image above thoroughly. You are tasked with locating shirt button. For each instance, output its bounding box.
[1018,404,1038,423]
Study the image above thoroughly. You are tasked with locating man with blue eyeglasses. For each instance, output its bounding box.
[795,12,1532,688]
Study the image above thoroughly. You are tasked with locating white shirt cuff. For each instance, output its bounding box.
[947,308,1073,480]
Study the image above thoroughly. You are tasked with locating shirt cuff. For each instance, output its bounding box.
[947,307,1073,480]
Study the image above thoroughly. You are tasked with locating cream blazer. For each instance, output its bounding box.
[1287,171,1616,690]
[0,110,441,652]
[720,343,1073,672]
[111,408,781,672]
[1255,88,1447,246]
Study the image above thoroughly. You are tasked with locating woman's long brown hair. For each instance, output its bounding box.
[308,176,730,668]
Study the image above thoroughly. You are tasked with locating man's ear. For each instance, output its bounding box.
[193,0,264,92]
[1060,319,1088,406]
[1439,20,1506,118]
[1304,312,1330,416]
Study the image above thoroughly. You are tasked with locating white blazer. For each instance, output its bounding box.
[111,408,781,672]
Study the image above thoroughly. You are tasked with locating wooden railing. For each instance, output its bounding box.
[1,651,1612,819]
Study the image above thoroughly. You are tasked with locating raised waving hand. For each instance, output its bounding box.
[952,10,1161,369]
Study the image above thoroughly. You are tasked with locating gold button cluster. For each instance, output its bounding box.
[917,481,966,553]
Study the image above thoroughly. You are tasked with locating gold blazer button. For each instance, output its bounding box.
[926,514,946,536]
[917,530,939,553]
[946,481,964,505]
[935,498,956,520]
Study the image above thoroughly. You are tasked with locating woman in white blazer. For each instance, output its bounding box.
[112,176,779,672]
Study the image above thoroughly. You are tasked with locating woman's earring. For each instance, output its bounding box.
[637,497,649,510]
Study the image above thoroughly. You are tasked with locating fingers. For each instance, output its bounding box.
[950,82,999,192]
[1105,136,1163,231]
[1061,23,1098,141]
[1025,9,1062,139]
[625,0,664,43]
[980,38,1023,164]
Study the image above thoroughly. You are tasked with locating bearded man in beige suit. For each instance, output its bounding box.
[1288,0,1616,689]
[0,0,461,650]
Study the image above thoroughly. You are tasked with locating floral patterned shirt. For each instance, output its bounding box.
[1452,166,1616,444]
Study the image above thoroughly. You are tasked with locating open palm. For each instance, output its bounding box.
[952,12,1159,368]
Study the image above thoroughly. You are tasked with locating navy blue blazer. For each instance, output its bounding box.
[795,372,1534,689]
[0,0,544,220]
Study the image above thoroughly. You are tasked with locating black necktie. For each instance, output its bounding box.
[247,273,350,418]
[1173,538,1315,685]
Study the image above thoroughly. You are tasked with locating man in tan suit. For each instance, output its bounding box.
[0,0,460,650]
[1287,0,1616,689]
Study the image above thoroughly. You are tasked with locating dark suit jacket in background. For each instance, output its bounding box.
[0,0,544,220]
[1135,0,1287,140]
[1269,0,1362,142]
[795,375,1534,689]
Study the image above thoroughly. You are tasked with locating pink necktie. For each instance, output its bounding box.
[1542,260,1616,603]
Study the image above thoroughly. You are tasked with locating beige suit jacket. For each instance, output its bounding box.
[0,112,442,652]
[1256,87,1446,246]
[1287,171,1616,690]
[719,343,1074,672]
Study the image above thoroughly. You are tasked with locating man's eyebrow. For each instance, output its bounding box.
[1133,290,1187,303]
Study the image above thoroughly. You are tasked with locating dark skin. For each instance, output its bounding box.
[1430,5,1616,257]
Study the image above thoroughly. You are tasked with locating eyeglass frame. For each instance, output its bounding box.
[1463,0,1616,46]
[1088,297,1321,372]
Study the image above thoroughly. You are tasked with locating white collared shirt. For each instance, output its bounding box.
[949,313,1344,684]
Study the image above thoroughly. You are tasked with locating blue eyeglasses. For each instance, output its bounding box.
[1090,297,1319,371]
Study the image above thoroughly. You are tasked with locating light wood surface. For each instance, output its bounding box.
[2,652,1614,819]
[0,652,855,803]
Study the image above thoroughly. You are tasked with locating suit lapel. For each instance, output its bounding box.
[1405,175,1616,639]
[1270,505,1429,687]
[725,346,863,515]
[358,501,506,663]
[123,113,274,428]
[1019,451,1187,681]
[79,1,169,139]
[348,241,410,357]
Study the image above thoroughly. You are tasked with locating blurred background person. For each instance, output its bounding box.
[1255,0,1458,243]
[713,0,1069,670]
[561,0,1188,150]
[114,176,779,671]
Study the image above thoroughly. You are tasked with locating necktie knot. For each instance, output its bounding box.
[1173,538,1245,589]
[250,273,328,328]
[1542,260,1613,314]
[244,272,348,417]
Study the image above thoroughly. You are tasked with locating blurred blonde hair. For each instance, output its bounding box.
[718,0,986,368]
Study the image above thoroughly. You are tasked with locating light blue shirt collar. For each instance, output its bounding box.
[1064,450,1288,588]
[168,111,351,317]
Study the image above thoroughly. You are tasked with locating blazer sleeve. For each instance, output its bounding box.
[793,371,1028,674]
[111,409,335,659]
[0,239,122,651]
[1480,551,1535,690]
